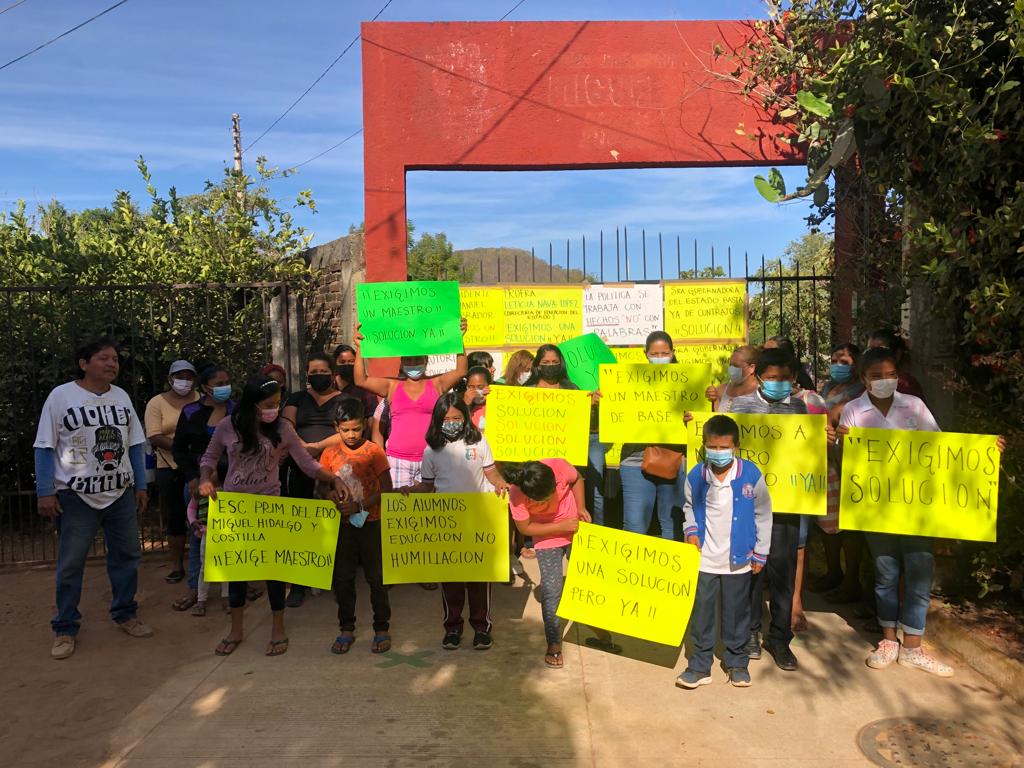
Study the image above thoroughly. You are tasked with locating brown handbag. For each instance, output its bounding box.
[641,445,684,480]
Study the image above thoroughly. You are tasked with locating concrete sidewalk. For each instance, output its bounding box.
[3,556,1022,768]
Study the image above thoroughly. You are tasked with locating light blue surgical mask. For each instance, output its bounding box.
[348,509,368,528]
[705,448,734,468]
[647,356,672,364]
[402,365,425,380]
[830,363,853,382]
[760,379,793,401]
[210,385,232,403]
[728,365,746,383]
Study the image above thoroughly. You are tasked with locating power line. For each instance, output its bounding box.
[291,128,362,169]
[0,0,129,72]
[0,0,30,16]
[286,0,528,169]
[499,0,527,21]
[245,0,395,152]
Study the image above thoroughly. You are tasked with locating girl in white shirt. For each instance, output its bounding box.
[406,393,508,651]
[832,347,1005,677]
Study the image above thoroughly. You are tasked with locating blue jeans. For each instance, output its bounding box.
[865,533,934,635]
[620,464,685,540]
[53,489,142,636]
[184,485,202,592]
[585,434,607,526]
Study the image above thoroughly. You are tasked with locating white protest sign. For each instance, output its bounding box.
[583,284,664,346]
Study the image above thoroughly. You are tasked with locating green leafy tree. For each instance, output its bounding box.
[677,266,726,279]
[407,229,475,281]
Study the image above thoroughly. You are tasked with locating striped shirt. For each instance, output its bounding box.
[725,388,808,416]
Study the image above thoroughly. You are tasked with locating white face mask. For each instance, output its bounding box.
[171,379,192,396]
[869,378,899,399]
[517,371,531,385]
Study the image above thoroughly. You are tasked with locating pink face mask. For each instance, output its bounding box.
[259,408,279,423]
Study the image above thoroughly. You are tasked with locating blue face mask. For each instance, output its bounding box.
[402,365,425,380]
[210,385,232,403]
[760,379,793,401]
[830,363,853,382]
[348,509,368,528]
[705,448,734,468]
[647,356,672,364]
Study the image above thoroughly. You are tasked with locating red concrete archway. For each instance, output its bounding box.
[360,20,852,338]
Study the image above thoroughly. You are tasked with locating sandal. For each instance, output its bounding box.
[520,547,536,559]
[172,593,198,612]
[331,633,355,655]
[584,636,623,654]
[266,638,289,657]
[791,614,809,633]
[544,643,564,668]
[371,634,392,654]
[165,569,185,584]
[214,638,241,656]
[191,601,207,617]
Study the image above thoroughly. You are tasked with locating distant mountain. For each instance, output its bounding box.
[456,247,592,284]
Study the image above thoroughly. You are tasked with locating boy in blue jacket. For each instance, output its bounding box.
[678,415,772,688]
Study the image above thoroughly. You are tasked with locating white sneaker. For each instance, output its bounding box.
[51,635,76,660]
[866,638,900,669]
[118,619,154,638]
[898,646,953,677]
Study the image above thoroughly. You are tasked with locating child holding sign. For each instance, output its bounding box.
[831,346,1004,676]
[317,397,394,655]
[679,415,772,689]
[199,375,349,657]
[505,460,620,668]
[406,393,509,651]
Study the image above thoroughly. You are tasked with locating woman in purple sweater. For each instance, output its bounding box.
[199,375,347,657]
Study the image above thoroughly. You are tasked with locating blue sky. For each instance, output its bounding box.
[0,0,816,272]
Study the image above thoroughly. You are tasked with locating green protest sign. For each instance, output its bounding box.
[559,333,617,391]
[356,281,463,358]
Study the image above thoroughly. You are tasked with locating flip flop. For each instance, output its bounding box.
[331,634,355,654]
[214,638,241,656]
[544,645,564,668]
[266,638,289,657]
[172,593,198,611]
[371,635,391,654]
[191,601,207,617]
[585,636,623,654]
[165,569,185,584]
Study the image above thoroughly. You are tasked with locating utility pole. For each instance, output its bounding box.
[231,113,243,174]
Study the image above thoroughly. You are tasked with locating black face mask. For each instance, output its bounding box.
[538,365,562,382]
[336,364,355,383]
[308,374,333,394]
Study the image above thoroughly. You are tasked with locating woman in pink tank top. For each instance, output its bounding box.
[353,322,468,490]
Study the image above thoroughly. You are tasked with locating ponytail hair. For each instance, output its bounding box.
[232,374,282,455]
[503,460,556,501]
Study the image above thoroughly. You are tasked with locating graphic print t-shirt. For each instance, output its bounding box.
[34,381,145,509]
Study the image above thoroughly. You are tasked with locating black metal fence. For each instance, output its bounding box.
[468,229,835,377]
[1,281,298,565]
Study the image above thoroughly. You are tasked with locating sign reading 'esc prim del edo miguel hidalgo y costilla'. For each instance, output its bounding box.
[356,280,463,357]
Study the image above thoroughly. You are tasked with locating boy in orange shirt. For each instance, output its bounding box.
[318,397,393,655]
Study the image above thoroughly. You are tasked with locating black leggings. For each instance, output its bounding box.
[229,580,287,611]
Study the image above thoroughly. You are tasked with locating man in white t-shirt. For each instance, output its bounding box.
[34,338,154,660]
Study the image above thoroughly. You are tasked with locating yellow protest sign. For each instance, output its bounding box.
[460,287,505,348]
[675,342,736,383]
[204,492,342,590]
[612,347,648,364]
[839,428,1000,542]
[605,442,623,469]
[685,413,828,515]
[664,280,747,342]
[487,385,591,465]
[600,364,713,443]
[557,522,701,646]
[504,286,583,346]
[381,493,510,583]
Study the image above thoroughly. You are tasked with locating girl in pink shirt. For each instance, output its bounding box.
[507,459,619,668]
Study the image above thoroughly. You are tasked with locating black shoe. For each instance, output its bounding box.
[285,586,306,608]
[420,582,439,591]
[764,641,798,671]
[165,569,185,584]
[744,632,762,661]
[472,631,492,650]
[442,632,462,650]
